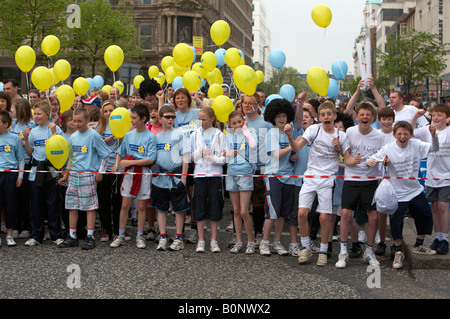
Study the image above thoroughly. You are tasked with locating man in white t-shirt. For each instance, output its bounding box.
[385,91,428,128]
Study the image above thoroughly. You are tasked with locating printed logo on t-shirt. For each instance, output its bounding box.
[73,145,88,153]
[34,139,47,147]
[129,144,144,154]
[0,145,11,152]
[157,143,171,151]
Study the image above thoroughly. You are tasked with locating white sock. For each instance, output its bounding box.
[319,243,328,254]
[435,232,443,241]
[340,241,348,254]
[442,233,449,242]
[301,237,311,250]
[69,228,77,239]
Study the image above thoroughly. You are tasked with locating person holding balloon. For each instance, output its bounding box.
[57,108,112,250]
[0,110,26,246]
[23,100,64,246]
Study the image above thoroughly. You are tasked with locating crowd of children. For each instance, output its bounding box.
[0,76,449,271]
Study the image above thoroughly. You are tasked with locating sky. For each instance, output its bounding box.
[265,0,367,76]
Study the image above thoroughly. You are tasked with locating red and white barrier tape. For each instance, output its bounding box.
[1,169,449,181]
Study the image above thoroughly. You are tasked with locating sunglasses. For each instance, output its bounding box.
[163,115,176,119]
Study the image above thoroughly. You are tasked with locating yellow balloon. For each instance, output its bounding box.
[165,66,176,84]
[73,77,89,96]
[45,135,69,170]
[50,68,59,85]
[15,46,36,73]
[200,51,217,72]
[173,43,193,68]
[104,45,124,72]
[53,59,71,81]
[113,81,125,94]
[102,85,112,96]
[233,65,257,96]
[182,70,201,93]
[192,62,207,79]
[210,20,231,46]
[207,68,223,85]
[312,4,332,28]
[109,107,131,139]
[42,35,60,57]
[133,75,145,88]
[224,48,242,69]
[148,65,159,78]
[212,95,234,123]
[31,66,52,91]
[56,85,75,113]
[208,83,223,99]
[154,72,165,87]
[161,56,174,73]
[307,67,329,97]
[256,70,264,84]
[173,62,189,76]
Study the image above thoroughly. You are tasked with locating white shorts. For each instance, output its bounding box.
[298,178,335,214]
[120,168,151,200]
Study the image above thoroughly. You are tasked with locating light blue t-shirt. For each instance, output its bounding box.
[174,108,200,129]
[265,128,295,185]
[10,119,37,164]
[69,128,111,172]
[152,129,187,189]
[97,123,121,171]
[28,125,63,181]
[225,129,256,176]
[245,115,274,170]
[0,132,26,170]
[116,129,156,170]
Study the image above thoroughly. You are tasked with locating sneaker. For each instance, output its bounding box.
[393,251,404,269]
[363,249,380,266]
[12,230,19,238]
[298,248,312,264]
[52,238,64,245]
[157,237,168,251]
[210,240,221,253]
[436,240,449,255]
[124,233,132,241]
[245,242,255,255]
[349,243,362,258]
[335,252,349,269]
[184,215,192,225]
[81,235,96,250]
[185,229,198,244]
[18,230,31,238]
[375,242,386,256]
[358,230,367,244]
[289,243,300,257]
[136,236,146,249]
[225,221,234,232]
[412,245,436,255]
[58,236,79,248]
[169,238,184,251]
[310,242,320,254]
[24,238,40,246]
[196,240,206,253]
[6,236,17,246]
[110,236,125,248]
[254,233,263,248]
[316,252,328,266]
[259,240,271,256]
[430,238,440,250]
[272,242,288,256]
[230,242,243,254]
[146,227,158,241]
[100,230,110,242]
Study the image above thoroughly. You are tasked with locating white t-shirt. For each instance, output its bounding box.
[394,105,428,128]
[413,126,450,188]
[369,139,432,202]
[379,130,396,145]
[344,126,384,181]
[302,124,349,176]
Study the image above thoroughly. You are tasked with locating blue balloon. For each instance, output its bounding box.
[93,75,104,89]
[280,84,296,102]
[190,46,197,64]
[172,76,183,91]
[0,82,3,92]
[86,78,94,92]
[269,50,286,70]
[215,48,226,67]
[327,79,340,98]
[265,94,283,107]
[332,60,348,80]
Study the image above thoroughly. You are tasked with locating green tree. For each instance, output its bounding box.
[377,30,447,101]
[66,0,142,77]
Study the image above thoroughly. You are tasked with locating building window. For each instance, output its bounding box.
[142,0,153,4]
[140,23,152,50]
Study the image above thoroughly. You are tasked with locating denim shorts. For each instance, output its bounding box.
[225,175,254,192]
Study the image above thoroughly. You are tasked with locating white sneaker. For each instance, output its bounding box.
[316,252,328,266]
[245,242,255,255]
[254,233,263,248]
[52,238,64,245]
[24,238,40,246]
[169,238,184,251]
[335,252,349,269]
[358,230,367,243]
[289,243,300,257]
[363,249,380,266]
[110,236,125,248]
[225,222,234,232]
[393,251,404,269]
[6,236,17,246]
[230,242,243,254]
[136,236,146,249]
[259,240,271,256]
[185,229,198,244]
[298,249,312,264]
[157,237,168,251]
[272,241,288,256]
[18,230,31,238]
[210,240,221,253]
[196,240,206,253]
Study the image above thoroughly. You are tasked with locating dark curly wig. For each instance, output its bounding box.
[139,78,161,99]
[263,98,296,127]
[335,111,354,131]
